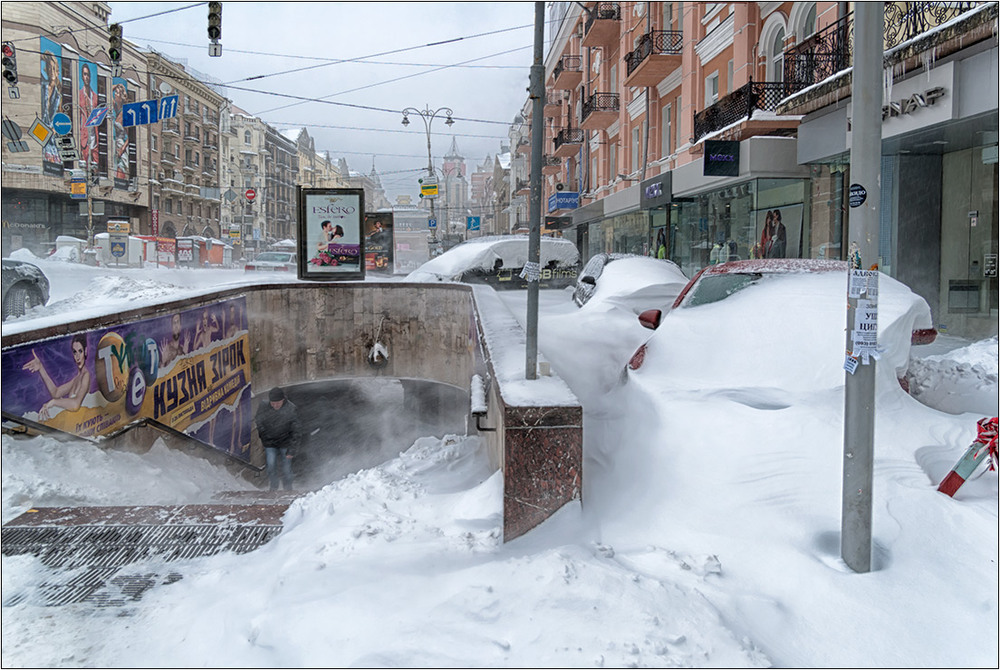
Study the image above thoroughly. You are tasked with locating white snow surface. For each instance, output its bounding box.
[1,256,997,668]
[406,235,579,282]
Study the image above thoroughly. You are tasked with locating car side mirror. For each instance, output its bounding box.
[581,276,596,286]
[638,309,662,330]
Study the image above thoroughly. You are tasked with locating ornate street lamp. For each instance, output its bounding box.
[401,105,454,243]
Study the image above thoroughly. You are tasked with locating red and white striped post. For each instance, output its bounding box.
[938,417,998,497]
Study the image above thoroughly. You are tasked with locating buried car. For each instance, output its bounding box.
[624,259,936,393]
[244,251,297,273]
[2,259,50,320]
[573,253,689,311]
[406,235,579,289]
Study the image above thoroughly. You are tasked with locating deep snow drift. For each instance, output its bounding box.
[1,254,997,668]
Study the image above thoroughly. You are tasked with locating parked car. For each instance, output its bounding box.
[624,259,936,393]
[244,251,297,273]
[573,253,689,310]
[406,235,579,289]
[2,259,50,320]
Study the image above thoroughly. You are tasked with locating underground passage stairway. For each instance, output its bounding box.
[1,491,298,607]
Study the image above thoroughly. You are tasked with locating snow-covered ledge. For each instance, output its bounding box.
[471,286,583,542]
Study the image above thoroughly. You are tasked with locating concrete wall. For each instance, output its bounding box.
[2,281,583,542]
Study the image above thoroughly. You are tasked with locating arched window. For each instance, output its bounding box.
[770,28,786,82]
[803,4,817,38]
[244,130,251,145]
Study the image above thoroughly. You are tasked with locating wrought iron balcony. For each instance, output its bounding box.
[692,79,792,143]
[541,155,561,176]
[580,92,619,130]
[553,55,582,90]
[553,128,585,158]
[583,2,621,48]
[543,92,563,117]
[624,30,683,87]
[783,2,983,95]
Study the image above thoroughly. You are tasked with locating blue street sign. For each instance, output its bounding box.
[52,112,72,135]
[547,191,580,213]
[159,94,179,120]
[466,216,480,231]
[85,107,108,127]
[123,99,159,127]
[428,218,437,229]
[110,241,126,257]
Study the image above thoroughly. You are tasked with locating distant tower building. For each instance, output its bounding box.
[441,137,468,235]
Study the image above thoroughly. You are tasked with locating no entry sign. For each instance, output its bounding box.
[245,188,257,202]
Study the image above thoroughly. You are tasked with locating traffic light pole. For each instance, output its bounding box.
[842,2,883,574]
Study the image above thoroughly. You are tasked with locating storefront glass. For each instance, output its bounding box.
[604,211,650,256]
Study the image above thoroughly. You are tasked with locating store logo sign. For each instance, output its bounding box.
[882,87,946,121]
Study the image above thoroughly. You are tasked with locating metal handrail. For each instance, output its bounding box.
[624,30,683,77]
[581,92,619,122]
[692,79,788,143]
[554,127,585,151]
[584,2,620,34]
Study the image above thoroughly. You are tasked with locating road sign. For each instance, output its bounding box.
[159,94,179,120]
[6,140,29,152]
[123,99,159,127]
[466,216,480,231]
[85,107,108,127]
[428,218,437,229]
[245,188,257,202]
[1,118,21,140]
[55,135,78,161]
[52,112,72,135]
[28,118,52,145]
[110,234,128,258]
[70,179,87,199]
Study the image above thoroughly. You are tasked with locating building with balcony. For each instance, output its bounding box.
[146,51,226,242]
[221,105,268,259]
[263,126,298,243]
[1,1,151,254]
[535,1,996,340]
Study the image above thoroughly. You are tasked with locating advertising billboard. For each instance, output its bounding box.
[298,187,365,280]
[1,298,254,463]
[364,212,394,274]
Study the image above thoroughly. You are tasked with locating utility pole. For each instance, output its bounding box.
[842,2,883,574]
[525,0,544,380]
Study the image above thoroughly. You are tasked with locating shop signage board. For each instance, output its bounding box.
[703,140,740,177]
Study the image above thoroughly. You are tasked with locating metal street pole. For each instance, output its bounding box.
[842,1,883,574]
[402,105,454,246]
[525,1,545,380]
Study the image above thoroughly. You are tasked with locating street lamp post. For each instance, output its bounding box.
[401,105,454,244]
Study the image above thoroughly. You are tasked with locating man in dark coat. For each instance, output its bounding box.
[254,386,300,491]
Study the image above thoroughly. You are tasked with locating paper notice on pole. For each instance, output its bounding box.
[844,354,860,374]
[849,269,879,299]
[519,261,540,282]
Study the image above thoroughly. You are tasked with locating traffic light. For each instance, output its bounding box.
[1,41,17,86]
[208,3,222,41]
[108,23,122,63]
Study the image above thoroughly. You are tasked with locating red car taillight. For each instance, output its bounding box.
[628,343,648,371]
[911,328,937,345]
[244,264,255,271]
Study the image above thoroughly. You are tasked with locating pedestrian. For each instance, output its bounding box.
[254,386,300,491]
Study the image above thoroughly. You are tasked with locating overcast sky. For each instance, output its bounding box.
[106,2,537,200]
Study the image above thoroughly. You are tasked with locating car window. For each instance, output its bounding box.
[681,273,762,308]
[256,253,292,262]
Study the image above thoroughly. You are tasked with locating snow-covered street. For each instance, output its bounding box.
[2,254,997,668]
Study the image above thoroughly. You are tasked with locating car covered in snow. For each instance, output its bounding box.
[244,251,297,273]
[2,259,50,320]
[623,259,937,393]
[406,235,579,289]
[573,253,689,311]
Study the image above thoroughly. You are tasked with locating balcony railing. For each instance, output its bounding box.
[552,55,582,84]
[553,127,585,156]
[693,79,788,143]
[584,2,620,31]
[581,92,619,121]
[783,2,982,95]
[624,30,683,78]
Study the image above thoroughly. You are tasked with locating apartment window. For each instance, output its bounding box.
[151,134,158,152]
[591,156,598,189]
[610,64,617,92]
[803,4,817,39]
[661,103,672,156]
[662,2,673,29]
[676,95,684,148]
[770,29,786,82]
[705,71,720,106]
[165,198,172,214]
[244,130,251,144]
[153,195,159,210]
[727,60,734,94]
[631,125,643,173]
[609,142,618,178]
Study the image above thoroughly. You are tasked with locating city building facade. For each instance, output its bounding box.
[221,105,268,259]
[537,1,997,339]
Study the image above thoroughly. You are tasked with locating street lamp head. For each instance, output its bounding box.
[401,115,410,127]
[445,115,454,126]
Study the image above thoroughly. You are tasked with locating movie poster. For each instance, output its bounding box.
[1,298,254,463]
[78,59,99,166]
[39,37,63,176]
[110,76,130,188]
[364,212,394,274]
[298,188,365,280]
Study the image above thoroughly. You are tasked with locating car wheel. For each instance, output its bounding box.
[3,285,39,320]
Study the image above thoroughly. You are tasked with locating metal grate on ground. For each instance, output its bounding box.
[2,518,283,607]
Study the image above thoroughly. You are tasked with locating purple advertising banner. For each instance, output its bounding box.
[1,298,254,463]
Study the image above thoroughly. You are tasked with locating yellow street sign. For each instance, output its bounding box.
[28,118,51,145]
[107,220,130,234]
